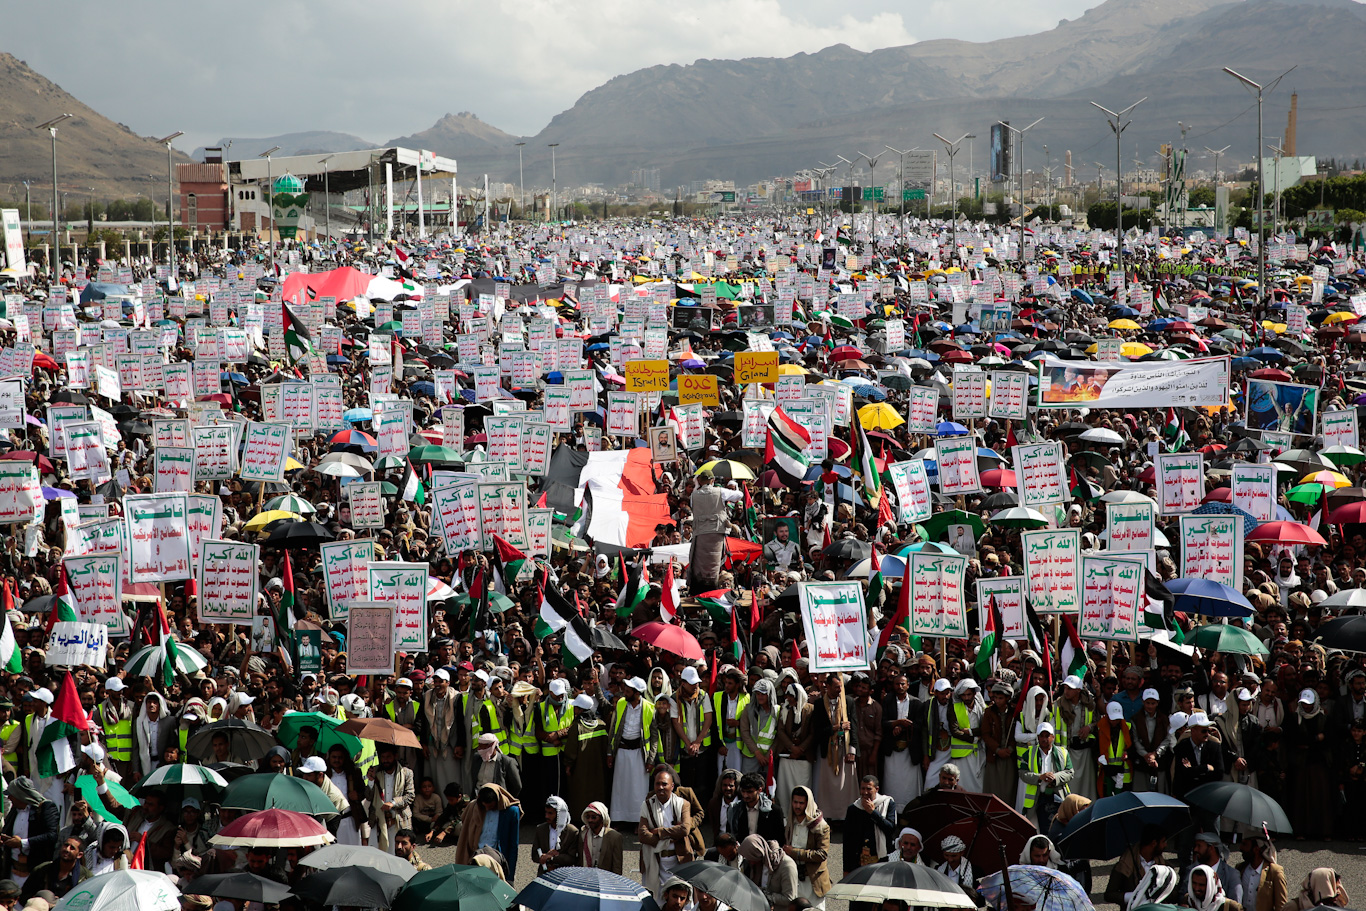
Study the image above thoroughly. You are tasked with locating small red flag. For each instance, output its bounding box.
[129,831,147,870]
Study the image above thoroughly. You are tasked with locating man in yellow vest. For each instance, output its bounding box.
[608,676,651,825]
[712,667,748,777]
[385,677,422,779]
[1097,701,1133,796]
[0,701,19,779]
[526,679,573,813]
[98,678,133,782]
[1018,722,1073,831]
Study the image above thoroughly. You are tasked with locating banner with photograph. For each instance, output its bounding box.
[1245,378,1319,436]
[1035,355,1230,409]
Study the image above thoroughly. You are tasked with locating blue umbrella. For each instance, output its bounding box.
[515,867,659,911]
[1109,306,1139,318]
[1147,318,1177,331]
[771,331,793,340]
[1055,791,1191,860]
[1166,578,1254,617]
[326,355,350,365]
[343,408,374,423]
[1231,357,1261,371]
[411,381,436,395]
[546,371,564,384]
[585,343,610,352]
[936,420,968,436]
[1072,289,1094,305]
[1188,501,1260,537]
[1248,346,1285,362]
[804,464,851,482]
[220,371,248,385]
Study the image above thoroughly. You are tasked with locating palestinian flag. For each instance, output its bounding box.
[1142,569,1185,644]
[538,571,594,665]
[876,558,913,661]
[1060,615,1088,678]
[0,586,20,674]
[854,415,882,509]
[696,590,734,628]
[743,486,758,542]
[36,671,89,778]
[276,549,298,652]
[866,542,884,622]
[974,596,999,678]
[282,301,314,364]
[400,459,426,506]
[1164,407,1189,451]
[614,556,647,618]
[766,407,812,480]
[660,560,680,623]
[492,535,527,594]
[47,565,78,632]
[393,245,412,268]
[728,595,747,670]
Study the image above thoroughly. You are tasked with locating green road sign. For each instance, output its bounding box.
[903,189,927,201]
[862,187,885,201]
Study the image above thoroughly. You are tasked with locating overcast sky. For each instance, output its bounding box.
[9,0,1100,151]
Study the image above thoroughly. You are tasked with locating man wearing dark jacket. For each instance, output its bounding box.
[727,774,784,843]
[1172,713,1225,800]
[0,778,60,883]
[842,775,898,873]
[879,673,924,810]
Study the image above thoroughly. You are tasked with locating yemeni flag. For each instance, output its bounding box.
[538,571,594,666]
[492,535,527,594]
[0,587,20,674]
[36,671,89,778]
[614,556,647,618]
[876,558,913,661]
[974,596,999,678]
[660,560,680,623]
[766,407,812,481]
[854,414,882,509]
[1023,599,1054,693]
[282,301,314,364]
[400,458,426,506]
[1060,615,1088,678]
[276,549,298,652]
[866,542,884,621]
[47,565,79,633]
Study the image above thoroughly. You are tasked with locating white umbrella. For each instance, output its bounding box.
[1321,589,1366,609]
[55,870,180,911]
[1100,490,1156,505]
[1078,428,1125,445]
[124,639,209,678]
[314,462,362,478]
[320,452,374,472]
[298,843,417,881]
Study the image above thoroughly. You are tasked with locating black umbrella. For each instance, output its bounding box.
[673,861,770,911]
[189,872,294,904]
[981,490,1020,511]
[50,390,90,405]
[590,625,629,651]
[1311,614,1366,652]
[294,866,407,909]
[1183,781,1292,833]
[262,521,336,548]
[823,538,872,560]
[186,719,278,762]
[822,861,976,908]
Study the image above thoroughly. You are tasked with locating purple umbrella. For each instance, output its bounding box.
[41,487,76,500]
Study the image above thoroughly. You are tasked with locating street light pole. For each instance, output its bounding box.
[857,151,882,256]
[811,165,836,243]
[259,146,280,270]
[965,134,977,199]
[1089,99,1145,282]
[548,143,559,223]
[885,147,912,254]
[36,113,72,280]
[319,154,334,242]
[1204,145,1230,185]
[155,132,182,277]
[997,118,1044,267]
[932,133,970,256]
[1268,142,1287,238]
[515,142,526,217]
[1224,65,1295,319]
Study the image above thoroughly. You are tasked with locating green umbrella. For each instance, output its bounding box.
[1069,451,1115,471]
[919,509,986,542]
[393,865,517,911]
[380,481,399,496]
[1285,483,1324,505]
[1322,445,1366,466]
[263,494,317,515]
[377,320,403,331]
[75,775,138,823]
[408,445,462,464]
[1187,623,1269,657]
[220,772,340,817]
[451,591,514,613]
[275,711,363,759]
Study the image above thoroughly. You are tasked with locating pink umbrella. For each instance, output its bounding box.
[630,621,704,660]
[1246,521,1328,547]
[992,343,1012,355]
[210,808,334,848]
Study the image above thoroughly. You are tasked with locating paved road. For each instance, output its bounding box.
[423,826,1360,908]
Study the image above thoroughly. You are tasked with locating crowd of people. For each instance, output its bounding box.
[0,212,1362,911]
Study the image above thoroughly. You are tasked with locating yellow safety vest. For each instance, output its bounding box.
[578,722,608,745]
[0,720,18,769]
[949,702,976,759]
[384,699,421,723]
[1020,744,1070,810]
[752,710,777,755]
[1051,703,1093,744]
[100,701,132,763]
[1102,721,1131,789]
[539,701,573,757]
[612,697,655,745]
[677,694,712,748]
[178,727,189,761]
[471,698,506,748]
[713,691,749,749]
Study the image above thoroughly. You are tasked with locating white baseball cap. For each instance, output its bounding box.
[1142,688,1160,702]
[32,688,53,704]
[1062,675,1084,690]
[933,678,951,693]
[474,670,490,686]
[1106,702,1124,721]
[1037,721,1055,736]
[626,677,647,693]
[1188,712,1212,727]
[573,694,596,711]
[433,669,451,681]
[1169,711,1189,729]
[297,756,326,774]
[105,677,125,693]
[681,667,701,686]
[548,679,569,697]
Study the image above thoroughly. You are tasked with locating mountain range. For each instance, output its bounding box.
[2,0,1365,200]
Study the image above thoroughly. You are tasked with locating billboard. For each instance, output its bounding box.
[991,123,1011,184]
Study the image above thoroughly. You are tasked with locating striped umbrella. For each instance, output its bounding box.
[516,868,658,911]
[130,763,228,800]
[124,638,209,679]
[263,495,317,515]
[209,808,334,848]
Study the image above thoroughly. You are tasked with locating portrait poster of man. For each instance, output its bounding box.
[1245,379,1318,436]
[763,516,801,571]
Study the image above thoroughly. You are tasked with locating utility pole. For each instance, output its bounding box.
[515,142,526,216]
[1089,98,1145,282]
[548,143,560,223]
[36,113,72,280]
[259,146,280,270]
[1204,145,1230,185]
[155,132,183,277]
[319,154,334,242]
[997,118,1044,266]
[932,133,970,256]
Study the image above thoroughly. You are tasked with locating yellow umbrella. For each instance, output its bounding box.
[1301,470,1351,489]
[777,364,808,376]
[1121,342,1153,357]
[1260,320,1287,335]
[696,459,755,481]
[858,403,905,431]
[1108,319,1141,330]
[285,457,306,471]
[244,510,301,532]
[1324,311,1358,325]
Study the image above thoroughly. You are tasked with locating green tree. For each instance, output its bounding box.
[1187,186,1216,208]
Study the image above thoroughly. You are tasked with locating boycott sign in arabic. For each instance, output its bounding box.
[1035,355,1230,409]
[186,495,222,572]
[45,622,107,668]
[368,561,428,651]
[1231,463,1277,522]
[1012,442,1067,507]
[734,352,779,385]
[191,425,236,481]
[1155,452,1204,515]
[623,359,669,392]
[432,479,481,554]
[951,370,987,420]
[909,553,968,637]
[239,422,291,482]
[63,422,110,484]
[1322,408,1359,449]
[1106,502,1155,553]
[887,459,932,523]
[154,446,195,493]
[197,540,259,624]
[797,581,870,672]
[989,371,1029,421]
[1079,554,1145,642]
[124,493,192,582]
[976,576,1026,639]
[1180,514,1244,590]
[348,481,386,529]
[1022,528,1080,614]
[63,552,122,630]
[606,392,638,437]
[907,387,939,433]
[935,437,982,495]
[320,540,374,620]
[478,482,527,550]
[346,602,396,675]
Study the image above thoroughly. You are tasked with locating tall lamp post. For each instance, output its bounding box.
[1204,145,1230,185]
[259,146,280,269]
[932,133,970,256]
[884,147,915,253]
[997,117,1044,266]
[811,165,836,241]
[36,113,72,280]
[548,143,559,223]
[1088,99,1145,281]
[1222,65,1294,320]
[857,149,882,226]
[155,132,183,277]
[515,142,526,217]
[319,154,334,242]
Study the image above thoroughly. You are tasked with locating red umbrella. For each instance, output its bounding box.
[209,808,334,848]
[0,451,55,474]
[197,394,232,406]
[1138,464,1156,484]
[901,790,1036,877]
[1247,521,1328,547]
[1199,443,1227,455]
[940,349,975,364]
[980,468,1018,488]
[1202,487,1232,503]
[1249,368,1291,382]
[629,621,704,660]
[1164,320,1196,332]
[1329,501,1366,525]
[829,346,864,361]
[330,429,377,445]
[32,352,58,371]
